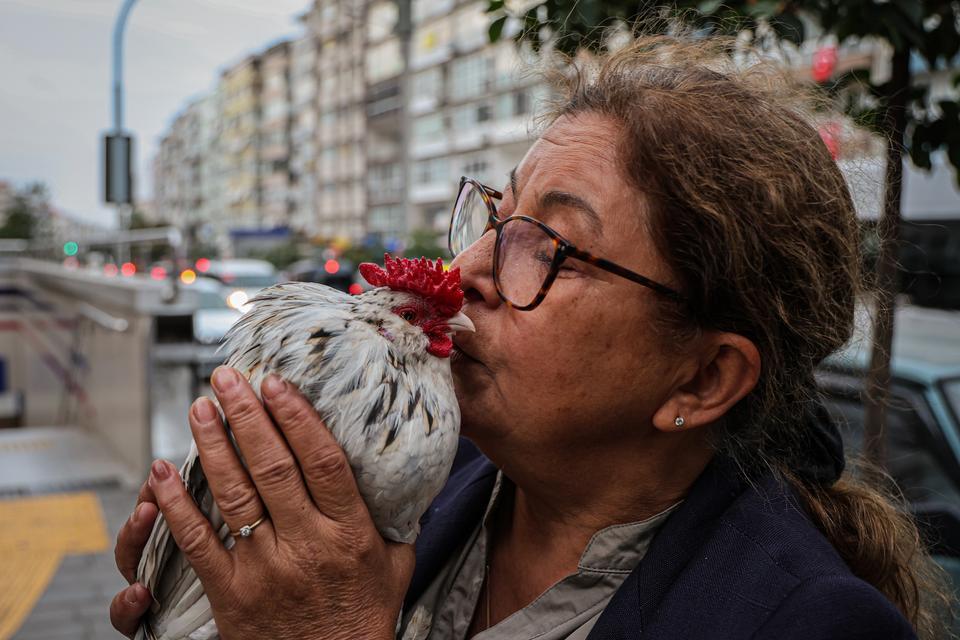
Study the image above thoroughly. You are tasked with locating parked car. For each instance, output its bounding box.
[285,257,357,293]
[190,277,243,345]
[816,303,960,598]
[203,259,280,312]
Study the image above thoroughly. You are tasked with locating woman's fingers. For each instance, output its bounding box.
[260,374,366,525]
[208,367,315,531]
[188,397,266,535]
[115,483,159,583]
[149,459,233,587]
[109,583,151,638]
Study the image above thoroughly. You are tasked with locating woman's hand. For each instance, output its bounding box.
[109,367,415,640]
[109,478,160,637]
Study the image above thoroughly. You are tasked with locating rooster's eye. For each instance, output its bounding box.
[400,310,417,322]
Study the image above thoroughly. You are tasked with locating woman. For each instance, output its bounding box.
[110,37,951,639]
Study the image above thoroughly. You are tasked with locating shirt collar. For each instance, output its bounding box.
[483,472,683,574]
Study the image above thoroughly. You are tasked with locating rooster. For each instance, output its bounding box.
[135,255,473,640]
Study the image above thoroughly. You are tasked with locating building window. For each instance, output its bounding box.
[368,204,405,236]
[449,53,490,100]
[412,67,441,99]
[413,113,444,140]
[514,90,529,116]
[476,102,492,123]
[453,104,477,130]
[461,157,488,180]
[415,157,449,185]
[367,163,402,197]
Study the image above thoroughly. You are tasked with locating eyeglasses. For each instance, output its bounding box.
[448,176,687,311]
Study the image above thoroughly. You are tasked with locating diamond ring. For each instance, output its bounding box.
[229,515,267,539]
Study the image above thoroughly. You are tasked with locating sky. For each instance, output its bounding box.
[0,0,307,227]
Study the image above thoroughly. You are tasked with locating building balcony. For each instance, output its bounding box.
[409,95,439,116]
[411,44,454,71]
[367,187,403,206]
[411,182,454,204]
[489,117,535,145]
[411,137,450,159]
[451,129,486,153]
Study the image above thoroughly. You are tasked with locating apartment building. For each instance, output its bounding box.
[153,93,220,231]
[364,0,405,244]
[260,41,292,228]
[289,32,319,236]
[153,0,546,248]
[305,0,368,241]
[407,0,544,237]
[219,54,262,230]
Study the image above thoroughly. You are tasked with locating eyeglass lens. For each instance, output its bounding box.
[495,218,557,308]
[450,181,492,256]
[452,180,559,308]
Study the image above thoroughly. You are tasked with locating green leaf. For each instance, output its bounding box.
[697,0,723,14]
[770,12,805,47]
[745,0,779,19]
[488,14,508,43]
[485,0,505,13]
[891,0,924,29]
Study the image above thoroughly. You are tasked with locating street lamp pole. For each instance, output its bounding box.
[113,0,140,134]
[105,0,140,249]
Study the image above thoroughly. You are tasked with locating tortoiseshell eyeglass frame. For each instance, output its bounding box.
[449,176,687,311]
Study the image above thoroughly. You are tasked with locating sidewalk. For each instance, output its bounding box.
[0,426,143,640]
[11,484,137,640]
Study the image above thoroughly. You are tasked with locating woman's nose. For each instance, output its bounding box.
[451,231,499,308]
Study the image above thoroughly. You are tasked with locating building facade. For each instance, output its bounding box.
[289,31,319,236]
[259,41,292,228]
[407,0,543,239]
[219,54,262,230]
[364,0,405,244]
[305,0,368,241]
[153,0,547,250]
[152,93,220,231]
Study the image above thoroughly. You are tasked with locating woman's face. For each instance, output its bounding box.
[450,112,689,466]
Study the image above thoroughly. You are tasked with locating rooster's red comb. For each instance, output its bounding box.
[359,254,463,315]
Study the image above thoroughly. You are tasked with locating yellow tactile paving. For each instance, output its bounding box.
[0,492,110,640]
[0,437,54,453]
[0,491,109,554]
[0,551,63,640]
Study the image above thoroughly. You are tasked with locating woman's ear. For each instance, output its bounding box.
[652,331,761,433]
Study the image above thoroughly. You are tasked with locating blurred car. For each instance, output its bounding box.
[203,259,280,312]
[816,303,960,592]
[190,277,243,345]
[285,257,357,293]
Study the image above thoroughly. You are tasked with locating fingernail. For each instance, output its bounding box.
[262,374,286,399]
[151,460,171,482]
[212,367,238,392]
[192,397,216,422]
[125,584,142,606]
[133,503,143,524]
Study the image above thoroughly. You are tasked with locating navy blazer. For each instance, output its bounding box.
[405,440,916,639]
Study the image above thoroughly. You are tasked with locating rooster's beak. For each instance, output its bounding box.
[446,311,476,334]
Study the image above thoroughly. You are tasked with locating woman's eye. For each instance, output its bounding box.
[534,251,553,265]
